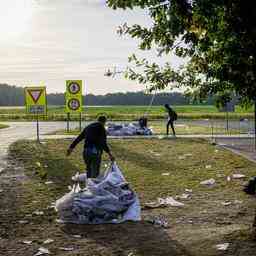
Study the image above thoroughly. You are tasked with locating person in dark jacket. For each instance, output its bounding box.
[67,115,115,178]
[164,104,177,136]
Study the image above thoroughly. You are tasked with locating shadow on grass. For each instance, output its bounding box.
[61,221,192,256]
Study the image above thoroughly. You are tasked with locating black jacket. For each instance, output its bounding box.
[69,122,110,153]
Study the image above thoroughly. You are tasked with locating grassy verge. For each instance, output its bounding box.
[2,138,256,255]
[52,121,239,136]
[0,105,254,121]
[0,123,9,129]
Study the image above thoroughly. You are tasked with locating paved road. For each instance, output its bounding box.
[0,121,80,172]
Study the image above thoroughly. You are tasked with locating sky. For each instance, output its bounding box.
[0,0,184,94]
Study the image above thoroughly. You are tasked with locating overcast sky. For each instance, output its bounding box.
[0,0,184,94]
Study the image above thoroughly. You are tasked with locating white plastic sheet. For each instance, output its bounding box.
[55,163,141,224]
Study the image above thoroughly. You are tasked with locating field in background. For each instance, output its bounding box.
[0,105,254,121]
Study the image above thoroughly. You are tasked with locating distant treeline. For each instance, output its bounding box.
[0,83,214,106]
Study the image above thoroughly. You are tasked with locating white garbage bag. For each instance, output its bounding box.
[55,163,141,224]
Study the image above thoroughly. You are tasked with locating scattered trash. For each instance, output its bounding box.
[221,201,232,206]
[178,156,186,160]
[185,189,193,193]
[158,197,184,207]
[184,153,193,157]
[158,135,165,139]
[72,235,82,238]
[55,163,141,224]
[45,181,53,185]
[127,252,136,256]
[22,240,33,245]
[232,174,246,179]
[154,153,161,157]
[227,176,231,182]
[147,215,169,228]
[107,122,153,136]
[200,178,216,186]
[43,239,54,244]
[144,202,166,209]
[34,247,50,256]
[0,189,3,193]
[234,200,243,204]
[215,243,229,251]
[205,165,212,169]
[33,210,44,216]
[216,174,224,178]
[161,172,170,176]
[59,247,74,251]
[215,149,219,153]
[179,193,191,199]
[18,220,29,224]
[56,219,65,224]
[35,162,41,167]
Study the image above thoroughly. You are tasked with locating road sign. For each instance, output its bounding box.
[25,87,47,115]
[67,98,81,111]
[66,80,82,97]
[65,80,82,113]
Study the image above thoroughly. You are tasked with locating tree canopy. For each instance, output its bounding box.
[107,0,256,105]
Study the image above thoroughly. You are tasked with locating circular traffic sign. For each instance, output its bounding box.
[68,98,80,111]
[68,82,80,94]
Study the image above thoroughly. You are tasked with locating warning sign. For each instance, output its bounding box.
[65,80,83,113]
[25,87,47,115]
[66,80,82,98]
[68,98,80,111]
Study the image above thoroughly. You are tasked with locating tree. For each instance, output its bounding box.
[107,0,256,105]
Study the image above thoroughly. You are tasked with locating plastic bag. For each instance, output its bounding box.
[55,163,141,224]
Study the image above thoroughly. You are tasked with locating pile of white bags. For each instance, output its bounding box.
[107,123,153,136]
[55,163,141,224]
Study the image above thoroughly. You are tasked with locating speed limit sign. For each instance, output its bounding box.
[68,82,80,94]
[65,80,83,113]
[68,98,80,111]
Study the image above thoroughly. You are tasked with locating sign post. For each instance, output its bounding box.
[65,80,83,132]
[25,86,47,142]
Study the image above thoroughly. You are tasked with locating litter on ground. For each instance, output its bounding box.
[59,247,74,251]
[55,163,141,224]
[33,210,44,216]
[22,240,33,245]
[205,165,212,169]
[34,247,50,256]
[215,243,230,251]
[44,181,53,185]
[43,239,54,244]
[221,201,232,206]
[200,178,216,186]
[158,197,184,207]
[147,215,169,229]
[161,172,170,176]
[107,122,152,136]
[232,174,246,179]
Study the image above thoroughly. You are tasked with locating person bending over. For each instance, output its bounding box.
[67,115,115,178]
[164,104,177,136]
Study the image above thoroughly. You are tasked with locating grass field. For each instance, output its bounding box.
[52,120,239,136]
[0,105,254,121]
[0,123,9,129]
[1,138,256,255]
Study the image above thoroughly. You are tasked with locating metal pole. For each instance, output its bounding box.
[79,112,82,131]
[226,111,229,133]
[254,100,256,150]
[67,113,70,133]
[36,112,40,143]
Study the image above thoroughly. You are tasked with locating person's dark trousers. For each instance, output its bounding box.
[83,149,102,178]
[166,119,176,136]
